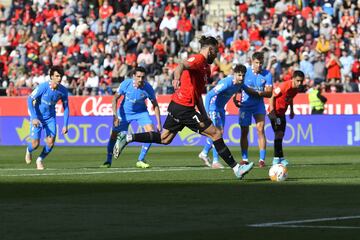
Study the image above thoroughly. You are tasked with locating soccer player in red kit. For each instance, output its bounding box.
[113,35,254,179]
[268,70,305,166]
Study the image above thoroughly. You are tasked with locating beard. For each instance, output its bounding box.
[207,55,216,64]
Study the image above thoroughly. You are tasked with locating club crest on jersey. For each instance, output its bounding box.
[261,79,265,84]
[274,87,281,95]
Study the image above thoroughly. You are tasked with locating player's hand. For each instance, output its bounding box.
[268,111,276,120]
[62,126,68,135]
[232,93,242,108]
[290,112,295,119]
[172,79,180,90]
[157,123,162,132]
[113,116,119,127]
[32,119,40,128]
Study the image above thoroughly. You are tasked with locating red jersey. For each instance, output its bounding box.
[270,80,298,116]
[172,54,210,107]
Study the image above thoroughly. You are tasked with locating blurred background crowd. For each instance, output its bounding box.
[0,0,359,97]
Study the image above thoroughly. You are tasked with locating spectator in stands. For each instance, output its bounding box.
[85,70,99,95]
[313,54,326,84]
[339,50,354,81]
[326,52,342,86]
[137,47,154,73]
[300,52,314,80]
[315,34,330,54]
[6,81,18,96]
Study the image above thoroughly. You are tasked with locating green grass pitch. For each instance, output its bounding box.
[0,145,360,240]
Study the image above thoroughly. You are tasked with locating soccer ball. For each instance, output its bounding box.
[269,164,288,182]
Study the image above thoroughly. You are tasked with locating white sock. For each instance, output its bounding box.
[126,134,132,143]
[242,159,248,162]
[36,157,43,164]
[232,163,240,173]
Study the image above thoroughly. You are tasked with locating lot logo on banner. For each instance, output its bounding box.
[16,119,31,143]
[178,127,201,146]
[347,121,360,146]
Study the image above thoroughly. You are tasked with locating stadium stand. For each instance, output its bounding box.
[0,0,359,96]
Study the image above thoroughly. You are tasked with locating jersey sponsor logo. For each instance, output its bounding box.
[187,57,195,62]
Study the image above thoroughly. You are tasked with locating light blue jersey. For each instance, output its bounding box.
[117,78,156,115]
[27,81,69,139]
[239,67,272,126]
[201,76,243,165]
[240,67,272,109]
[205,75,243,113]
[114,78,155,132]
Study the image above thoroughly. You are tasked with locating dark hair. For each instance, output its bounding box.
[252,52,264,62]
[293,70,305,79]
[199,35,218,48]
[50,65,64,77]
[233,64,247,74]
[134,66,146,75]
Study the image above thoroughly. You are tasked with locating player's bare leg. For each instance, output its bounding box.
[36,137,55,170]
[255,114,266,168]
[240,126,249,165]
[136,124,156,168]
[25,139,40,164]
[201,124,254,179]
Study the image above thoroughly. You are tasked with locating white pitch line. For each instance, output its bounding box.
[0,166,214,177]
[275,224,360,229]
[248,215,360,227]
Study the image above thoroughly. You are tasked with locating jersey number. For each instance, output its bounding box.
[193,115,200,123]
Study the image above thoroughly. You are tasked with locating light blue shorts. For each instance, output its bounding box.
[30,118,56,140]
[113,111,153,132]
[239,104,266,126]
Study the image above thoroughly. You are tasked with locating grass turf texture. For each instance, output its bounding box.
[0,146,359,240]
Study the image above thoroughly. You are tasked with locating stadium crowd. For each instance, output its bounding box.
[0,0,359,97]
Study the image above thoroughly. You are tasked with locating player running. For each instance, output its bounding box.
[113,36,254,179]
[102,66,161,168]
[198,64,247,169]
[25,66,69,170]
[235,52,273,168]
[268,70,305,166]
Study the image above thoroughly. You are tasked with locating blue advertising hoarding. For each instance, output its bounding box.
[0,115,359,146]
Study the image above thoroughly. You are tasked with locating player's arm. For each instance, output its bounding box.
[268,95,276,120]
[317,91,327,103]
[261,85,273,98]
[289,99,295,119]
[196,95,208,117]
[173,61,188,90]
[146,83,162,132]
[241,84,273,98]
[112,92,122,127]
[205,80,228,112]
[61,93,69,134]
[150,99,162,132]
[260,73,274,98]
[27,85,44,127]
[173,56,199,89]
[204,89,216,113]
[268,86,281,120]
